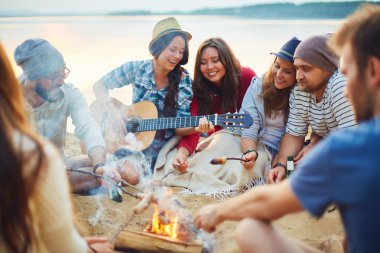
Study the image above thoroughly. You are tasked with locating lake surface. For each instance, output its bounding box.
[0,15,343,131]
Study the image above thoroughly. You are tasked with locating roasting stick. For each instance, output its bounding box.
[210,156,247,165]
[70,168,143,192]
[160,170,175,180]
[160,164,183,180]
[68,168,141,198]
[118,178,143,193]
[70,169,160,243]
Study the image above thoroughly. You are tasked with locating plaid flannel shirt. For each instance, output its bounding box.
[101,59,193,156]
[101,59,192,117]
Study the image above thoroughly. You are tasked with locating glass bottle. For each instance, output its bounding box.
[286,156,295,178]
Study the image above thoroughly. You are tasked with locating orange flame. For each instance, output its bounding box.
[149,205,178,239]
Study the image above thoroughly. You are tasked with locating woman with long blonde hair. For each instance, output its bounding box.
[0,43,112,253]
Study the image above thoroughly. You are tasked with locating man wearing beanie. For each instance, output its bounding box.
[268,34,356,183]
[14,38,113,193]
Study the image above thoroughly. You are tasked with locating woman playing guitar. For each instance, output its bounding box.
[93,17,193,184]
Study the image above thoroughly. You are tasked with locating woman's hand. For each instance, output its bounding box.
[241,151,257,170]
[195,117,215,133]
[85,236,113,253]
[172,147,189,173]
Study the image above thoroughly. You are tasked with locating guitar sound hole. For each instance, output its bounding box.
[126,118,140,133]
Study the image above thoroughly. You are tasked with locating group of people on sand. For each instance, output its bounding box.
[0,3,379,253]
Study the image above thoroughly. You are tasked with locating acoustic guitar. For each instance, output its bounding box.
[90,98,253,153]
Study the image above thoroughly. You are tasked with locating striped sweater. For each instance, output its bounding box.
[286,70,356,137]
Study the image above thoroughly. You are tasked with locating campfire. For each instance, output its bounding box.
[146,205,179,239]
[114,183,210,253]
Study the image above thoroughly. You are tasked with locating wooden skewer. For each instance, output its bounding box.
[209,156,246,165]
[68,168,140,198]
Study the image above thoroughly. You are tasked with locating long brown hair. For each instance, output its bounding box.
[150,31,189,117]
[0,43,46,252]
[193,37,241,115]
[260,58,294,122]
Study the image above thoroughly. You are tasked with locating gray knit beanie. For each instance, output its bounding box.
[294,34,339,73]
[14,38,65,80]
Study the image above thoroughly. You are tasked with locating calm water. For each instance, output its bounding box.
[0,15,343,131]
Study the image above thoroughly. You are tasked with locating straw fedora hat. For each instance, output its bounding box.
[149,17,192,51]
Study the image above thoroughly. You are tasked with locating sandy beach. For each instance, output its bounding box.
[66,133,345,253]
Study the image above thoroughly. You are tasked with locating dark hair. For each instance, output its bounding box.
[329,4,380,79]
[150,31,189,116]
[260,58,294,123]
[0,43,46,252]
[192,37,241,115]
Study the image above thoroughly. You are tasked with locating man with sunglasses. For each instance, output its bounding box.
[14,38,116,193]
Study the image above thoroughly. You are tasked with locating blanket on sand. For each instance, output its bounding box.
[154,130,272,199]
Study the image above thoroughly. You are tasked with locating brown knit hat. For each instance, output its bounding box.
[294,34,339,73]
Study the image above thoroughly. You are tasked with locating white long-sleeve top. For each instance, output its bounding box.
[25,82,105,154]
[0,132,88,252]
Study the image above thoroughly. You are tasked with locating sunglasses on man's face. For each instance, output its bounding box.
[43,67,70,81]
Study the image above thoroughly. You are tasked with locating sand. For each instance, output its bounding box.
[66,133,344,253]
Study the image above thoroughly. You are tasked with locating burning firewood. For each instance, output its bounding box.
[113,181,215,253]
[133,192,155,214]
[115,230,203,253]
[158,211,171,225]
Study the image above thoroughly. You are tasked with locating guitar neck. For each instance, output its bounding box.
[136,115,217,132]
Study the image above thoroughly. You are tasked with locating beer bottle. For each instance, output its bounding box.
[286,156,295,177]
[109,182,123,202]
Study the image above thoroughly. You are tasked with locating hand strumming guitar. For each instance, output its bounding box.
[105,101,128,136]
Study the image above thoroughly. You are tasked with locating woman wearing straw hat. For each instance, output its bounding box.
[93,17,192,181]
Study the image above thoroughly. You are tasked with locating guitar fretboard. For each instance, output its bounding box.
[136,115,217,132]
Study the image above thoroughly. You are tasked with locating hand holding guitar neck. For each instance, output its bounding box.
[195,116,215,133]
[105,101,128,135]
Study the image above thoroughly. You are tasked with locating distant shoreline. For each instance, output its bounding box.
[2,1,380,19]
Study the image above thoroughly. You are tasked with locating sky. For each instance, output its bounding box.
[0,0,356,14]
